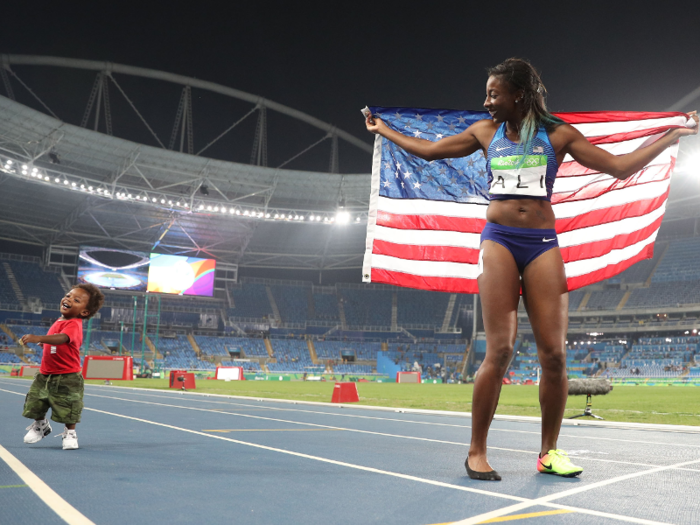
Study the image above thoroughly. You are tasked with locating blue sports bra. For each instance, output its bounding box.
[485,122,559,201]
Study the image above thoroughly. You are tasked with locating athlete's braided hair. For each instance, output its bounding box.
[487,58,563,158]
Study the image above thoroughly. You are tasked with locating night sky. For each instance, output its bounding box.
[2,1,699,173]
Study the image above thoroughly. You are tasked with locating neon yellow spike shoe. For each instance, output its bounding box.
[537,449,583,477]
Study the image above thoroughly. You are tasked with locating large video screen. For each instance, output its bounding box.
[146,254,216,296]
[77,247,150,291]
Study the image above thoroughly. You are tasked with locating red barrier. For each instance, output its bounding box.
[19,366,40,377]
[331,382,359,403]
[169,371,196,390]
[396,371,421,383]
[82,356,134,380]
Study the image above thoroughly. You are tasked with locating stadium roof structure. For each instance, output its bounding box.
[1,55,699,271]
[0,55,376,270]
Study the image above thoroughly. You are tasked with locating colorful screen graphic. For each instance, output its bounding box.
[77,246,150,291]
[146,254,216,296]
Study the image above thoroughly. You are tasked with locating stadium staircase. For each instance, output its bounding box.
[645,243,670,286]
[577,291,592,312]
[59,272,72,293]
[187,334,202,357]
[461,339,473,377]
[616,290,633,310]
[2,262,24,303]
[391,292,398,331]
[307,339,318,364]
[265,286,282,325]
[337,294,348,330]
[307,288,315,319]
[0,324,17,342]
[441,294,457,332]
[264,338,275,359]
[144,337,162,359]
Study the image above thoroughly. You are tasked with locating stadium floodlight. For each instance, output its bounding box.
[335,210,350,224]
[44,176,49,181]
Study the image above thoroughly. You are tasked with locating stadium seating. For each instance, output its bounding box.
[314,340,381,361]
[195,335,269,359]
[270,284,309,323]
[397,289,450,326]
[651,238,700,283]
[0,351,22,364]
[267,339,315,372]
[585,289,626,310]
[229,282,272,319]
[5,260,65,306]
[311,292,340,321]
[339,287,392,327]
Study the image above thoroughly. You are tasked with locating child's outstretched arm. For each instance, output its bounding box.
[20,333,69,345]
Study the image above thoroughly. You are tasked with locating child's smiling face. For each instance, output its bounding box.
[59,288,91,319]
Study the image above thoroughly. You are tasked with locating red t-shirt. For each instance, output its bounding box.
[40,318,84,375]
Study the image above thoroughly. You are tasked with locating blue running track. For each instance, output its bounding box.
[1,377,699,525]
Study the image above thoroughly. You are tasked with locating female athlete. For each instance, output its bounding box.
[366,58,698,480]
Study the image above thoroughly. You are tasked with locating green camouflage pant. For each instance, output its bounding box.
[23,372,84,424]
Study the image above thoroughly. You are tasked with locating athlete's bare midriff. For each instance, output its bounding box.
[486,198,556,229]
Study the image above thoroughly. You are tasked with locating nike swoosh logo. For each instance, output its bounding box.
[542,238,555,242]
[495,147,508,151]
[540,462,553,469]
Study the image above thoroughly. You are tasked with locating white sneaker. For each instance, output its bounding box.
[24,419,52,444]
[57,429,79,450]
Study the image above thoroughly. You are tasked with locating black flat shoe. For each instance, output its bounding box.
[465,457,501,481]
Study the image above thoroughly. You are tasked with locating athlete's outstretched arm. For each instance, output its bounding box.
[365,115,490,161]
[562,111,698,180]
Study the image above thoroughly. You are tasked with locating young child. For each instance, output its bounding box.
[20,283,104,450]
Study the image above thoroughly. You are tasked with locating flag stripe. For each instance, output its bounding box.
[374,225,481,248]
[560,216,663,263]
[556,149,675,177]
[554,111,688,125]
[377,196,488,218]
[558,202,666,248]
[373,239,479,264]
[551,165,672,204]
[563,230,658,278]
[554,187,669,233]
[565,237,656,290]
[371,268,480,294]
[376,211,487,234]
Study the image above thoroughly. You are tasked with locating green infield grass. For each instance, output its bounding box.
[68,378,700,426]
[6,375,698,426]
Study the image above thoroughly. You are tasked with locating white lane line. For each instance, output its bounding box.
[73,383,700,449]
[83,405,672,525]
[81,392,700,473]
[455,456,700,525]
[0,444,95,525]
[0,387,696,472]
[0,387,679,525]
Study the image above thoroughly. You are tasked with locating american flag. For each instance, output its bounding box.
[362,107,689,293]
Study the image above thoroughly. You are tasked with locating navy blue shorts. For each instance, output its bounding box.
[479,223,559,274]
